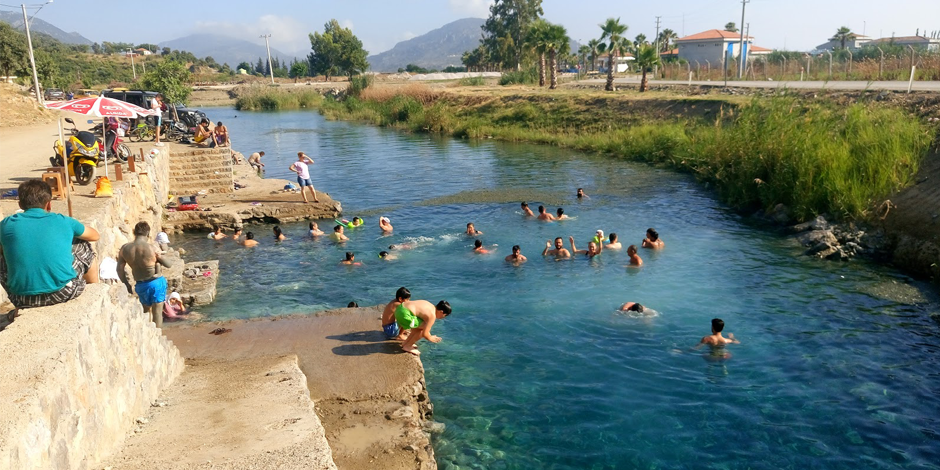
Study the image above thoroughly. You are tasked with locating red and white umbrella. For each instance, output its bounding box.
[44,95,158,118]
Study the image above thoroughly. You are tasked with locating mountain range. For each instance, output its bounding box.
[158,34,295,68]
[368,18,485,72]
[0,11,92,45]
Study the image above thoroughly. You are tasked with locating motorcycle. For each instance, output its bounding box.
[50,118,101,185]
[92,119,131,162]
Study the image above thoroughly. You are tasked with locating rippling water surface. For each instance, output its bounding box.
[174,109,940,469]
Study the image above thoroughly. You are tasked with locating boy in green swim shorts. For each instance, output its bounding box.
[396,299,452,356]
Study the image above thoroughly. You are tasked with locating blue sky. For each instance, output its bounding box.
[11,0,940,57]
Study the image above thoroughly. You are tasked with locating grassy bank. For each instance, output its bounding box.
[315,87,933,221]
[234,87,325,111]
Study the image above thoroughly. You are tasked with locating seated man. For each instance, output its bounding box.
[248,151,266,171]
[193,119,215,148]
[381,287,411,340]
[214,121,229,147]
[0,180,100,311]
[118,222,173,328]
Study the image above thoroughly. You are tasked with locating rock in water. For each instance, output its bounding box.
[797,230,837,247]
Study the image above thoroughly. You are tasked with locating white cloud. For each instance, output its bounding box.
[448,0,492,17]
[193,15,309,56]
[341,19,355,31]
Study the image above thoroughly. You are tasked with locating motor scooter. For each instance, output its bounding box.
[50,118,101,185]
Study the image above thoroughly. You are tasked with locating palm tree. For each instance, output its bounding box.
[635,33,647,46]
[599,17,629,91]
[834,26,853,50]
[543,22,570,89]
[658,28,678,53]
[635,44,660,92]
[526,20,551,87]
[724,22,738,32]
[587,38,601,72]
[577,45,590,74]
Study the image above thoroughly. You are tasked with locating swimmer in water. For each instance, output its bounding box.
[396,299,452,356]
[606,232,622,250]
[239,232,259,247]
[543,237,571,259]
[388,243,416,251]
[378,250,398,260]
[569,235,602,258]
[505,245,527,264]
[556,208,569,220]
[309,222,324,237]
[642,228,665,249]
[627,244,643,266]
[619,302,645,313]
[694,318,740,359]
[207,226,226,240]
[537,205,556,222]
[473,239,493,254]
[382,287,411,341]
[273,226,286,241]
[339,252,361,266]
[577,188,589,199]
[466,222,483,236]
[352,217,364,227]
[379,216,393,233]
[331,225,349,243]
[521,202,535,217]
[347,301,359,308]
[232,228,242,240]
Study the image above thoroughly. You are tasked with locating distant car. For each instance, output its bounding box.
[76,89,100,98]
[43,88,65,101]
[103,89,208,128]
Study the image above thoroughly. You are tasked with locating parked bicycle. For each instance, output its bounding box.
[128,122,156,142]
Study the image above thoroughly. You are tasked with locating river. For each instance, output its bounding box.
[173,108,940,469]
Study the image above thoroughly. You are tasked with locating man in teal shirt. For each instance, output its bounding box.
[0,180,99,311]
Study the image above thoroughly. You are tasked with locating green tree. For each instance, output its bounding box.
[308,19,369,81]
[658,28,677,53]
[544,22,570,89]
[634,33,647,46]
[91,42,101,54]
[586,38,601,71]
[290,60,309,81]
[577,44,590,73]
[236,61,252,74]
[526,20,551,86]
[481,0,544,71]
[724,22,738,32]
[634,44,660,92]
[139,60,192,119]
[598,17,629,91]
[834,26,853,49]
[255,57,265,75]
[0,22,27,79]
[136,43,158,53]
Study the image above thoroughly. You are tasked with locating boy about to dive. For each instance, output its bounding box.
[396,299,452,356]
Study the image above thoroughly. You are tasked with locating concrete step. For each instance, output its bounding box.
[100,355,338,469]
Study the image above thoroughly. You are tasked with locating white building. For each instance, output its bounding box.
[815,34,871,52]
[676,29,754,65]
[596,54,635,73]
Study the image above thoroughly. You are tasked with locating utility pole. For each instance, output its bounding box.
[260,34,275,85]
[744,23,750,79]
[21,3,43,105]
[737,0,749,79]
[126,48,137,80]
[654,16,662,77]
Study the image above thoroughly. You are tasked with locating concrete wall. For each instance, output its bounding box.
[679,39,746,65]
[168,147,234,195]
[0,154,184,469]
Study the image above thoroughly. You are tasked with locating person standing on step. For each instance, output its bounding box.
[289,152,320,204]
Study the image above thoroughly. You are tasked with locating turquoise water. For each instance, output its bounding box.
[174,109,940,469]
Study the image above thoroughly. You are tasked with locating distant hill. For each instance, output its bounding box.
[159,34,293,68]
[368,18,485,72]
[0,11,92,45]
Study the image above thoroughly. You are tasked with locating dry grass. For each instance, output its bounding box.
[359,84,442,105]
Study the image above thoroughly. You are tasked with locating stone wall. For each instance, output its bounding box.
[168,147,234,195]
[0,154,184,469]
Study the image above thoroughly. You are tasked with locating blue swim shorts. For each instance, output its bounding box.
[297,177,314,187]
[134,276,167,306]
[383,322,400,340]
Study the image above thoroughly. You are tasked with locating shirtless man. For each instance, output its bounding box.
[208,226,226,240]
[466,222,483,236]
[379,217,393,233]
[339,252,361,266]
[577,188,588,199]
[330,225,349,243]
[537,205,556,222]
[381,287,411,340]
[569,235,601,258]
[396,299,452,356]
[619,302,645,313]
[642,228,665,249]
[542,237,571,259]
[389,243,416,251]
[606,232,622,250]
[309,222,324,237]
[239,232,259,247]
[695,318,740,359]
[556,208,569,220]
[473,239,491,254]
[505,245,527,264]
[118,222,173,328]
[520,202,535,217]
[627,245,643,266]
[378,251,398,260]
[248,151,265,171]
[232,228,242,240]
